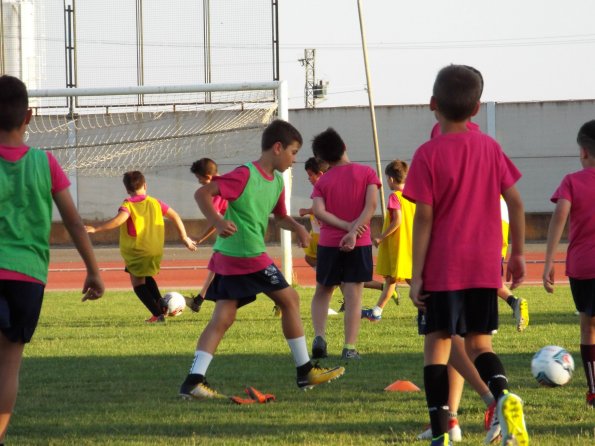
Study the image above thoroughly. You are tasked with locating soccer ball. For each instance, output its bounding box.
[163,291,185,317]
[531,345,575,387]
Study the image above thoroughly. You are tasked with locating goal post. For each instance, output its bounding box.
[28,80,295,283]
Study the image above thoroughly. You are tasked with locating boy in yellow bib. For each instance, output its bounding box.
[86,171,196,322]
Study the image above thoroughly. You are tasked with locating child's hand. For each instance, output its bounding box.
[215,219,237,238]
[409,278,429,310]
[542,260,555,293]
[85,225,96,234]
[81,273,104,302]
[339,232,356,252]
[373,237,381,248]
[183,236,197,251]
[298,208,310,217]
[297,226,311,248]
[506,253,526,290]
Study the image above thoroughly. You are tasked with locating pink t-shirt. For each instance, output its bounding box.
[551,167,595,279]
[430,121,480,139]
[208,162,287,275]
[311,163,381,247]
[0,144,71,283]
[212,195,228,215]
[118,195,169,237]
[387,192,401,217]
[403,131,521,291]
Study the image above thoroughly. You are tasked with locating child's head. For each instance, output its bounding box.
[385,160,408,189]
[431,65,482,122]
[261,119,303,151]
[190,158,218,185]
[0,75,30,132]
[123,171,146,194]
[577,120,595,164]
[311,127,346,164]
[304,156,329,185]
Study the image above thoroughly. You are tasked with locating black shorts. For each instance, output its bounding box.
[316,245,373,286]
[0,280,45,343]
[417,288,498,336]
[205,263,289,308]
[569,277,595,316]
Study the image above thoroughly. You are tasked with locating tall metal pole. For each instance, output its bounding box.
[357,0,385,217]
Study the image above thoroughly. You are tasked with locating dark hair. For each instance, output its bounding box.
[261,119,303,151]
[577,120,595,158]
[433,65,482,122]
[385,159,408,183]
[311,127,346,163]
[190,158,218,176]
[304,156,329,174]
[0,75,29,131]
[123,171,146,193]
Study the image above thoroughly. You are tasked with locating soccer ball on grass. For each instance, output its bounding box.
[531,345,574,387]
[163,291,185,317]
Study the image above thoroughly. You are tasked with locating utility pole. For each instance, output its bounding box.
[298,48,315,108]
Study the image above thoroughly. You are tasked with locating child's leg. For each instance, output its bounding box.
[304,255,316,269]
[498,283,529,332]
[363,280,383,290]
[145,276,167,313]
[311,283,335,338]
[579,313,595,402]
[195,300,238,354]
[342,282,364,347]
[424,331,452,439]
[465,333,509,401]
[130,275,161,317]
[198,270,215,299]
[0,334,24,442]
[376,277,396,309]
[450,335,492,399]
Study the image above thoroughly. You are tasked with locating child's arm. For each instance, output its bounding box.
[53,189,104,301]
[502,185,526,289]
[85,211,129,233]
[410,202,432,310]
[312,197,350,231]
[195,182,237,238]
[274,214,311,248]
[164,207,197,251]
[299,206,313,217]
[543,199,570,293]
[340,184,378,251]
[373,208,401,248]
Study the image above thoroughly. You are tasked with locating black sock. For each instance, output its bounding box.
[475,352,508,401]
[145,276,167,313]
[506,295,517,308]
[424,364,449,437]
[296,361,313,377]
[133,284,161,316]
[183,373,204,386]
[580,344,595,394]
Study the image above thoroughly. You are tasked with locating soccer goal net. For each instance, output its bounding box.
[27,81,287,176]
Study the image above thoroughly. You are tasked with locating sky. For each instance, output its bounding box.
[279,0,595,109]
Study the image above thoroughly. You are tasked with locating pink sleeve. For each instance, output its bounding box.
[157,199,170,215]
[387,193,400,211]
[271,188,287,216]
[498,149,522,192]
[403,149,433,206]
[213,166,250,201]
[212,195,228,214]
[46,152,71,194]
[551,176,571,203]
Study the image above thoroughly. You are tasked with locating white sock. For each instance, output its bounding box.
[482,392,495,406]
[287,336,310,367]
[373,306,383,316]
[189,350,213,376]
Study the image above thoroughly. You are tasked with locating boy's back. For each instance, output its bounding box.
[313,162,378,247]
[404,130,521,291]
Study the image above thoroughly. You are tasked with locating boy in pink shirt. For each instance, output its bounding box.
[404,65,528,446]
[543,119,595,408]
[309,127,381,361]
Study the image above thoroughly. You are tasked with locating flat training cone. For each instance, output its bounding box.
[384,380,421,392]
[328,308,339,315]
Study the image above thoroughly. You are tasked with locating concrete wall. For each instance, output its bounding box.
[46,99,592,243]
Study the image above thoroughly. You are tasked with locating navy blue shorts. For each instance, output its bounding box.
[205,263,289,308]
[417,288,498,336]
[316,245,373,286]
[569,277,595,316]
[0,280,45,343]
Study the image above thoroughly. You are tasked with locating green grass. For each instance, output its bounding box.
[9,286,594,445]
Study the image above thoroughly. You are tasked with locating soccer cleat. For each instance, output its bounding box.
[158,297,169,315]
[179,380,225,400]
[511,297,529,332]
[429,433,452,446]
[361,308,382,322]
[391,289,400,306]
[587,392,595,408]
[484,402,502,444]
[497,391,529,446]
[145,314,165,323]
[337,299,345,313]
[296,363,345,390]
[311,336,328,359]
[417,418,462,442]
[184,294,204,313]
[272,305,282,317]
[341,348,361,360]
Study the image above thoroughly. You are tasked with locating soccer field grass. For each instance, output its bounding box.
[10,286,594,445]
